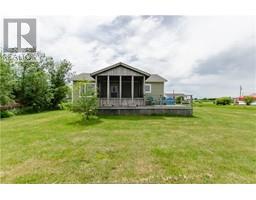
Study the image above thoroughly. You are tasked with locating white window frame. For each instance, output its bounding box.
[145,84,151,93]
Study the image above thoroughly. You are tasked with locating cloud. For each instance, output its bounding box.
[194,42,255,77]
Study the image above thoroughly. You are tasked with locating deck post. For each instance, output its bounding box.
[107,75,110,105]
[131,75,134,104]
[119,76,122,106]
[143,76,145,105]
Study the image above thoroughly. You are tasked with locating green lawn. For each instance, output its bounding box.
[1,106,256,183]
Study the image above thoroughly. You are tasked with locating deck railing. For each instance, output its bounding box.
[99,95,193,107]
[146,95,193,107]
[99,98,144,107]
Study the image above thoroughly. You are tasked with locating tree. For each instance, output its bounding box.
[1,51,73,113]
[244,96,254,105]
[48,59,72,109]
[72,82,98,120]
[0,53,15,105]
[14,52,53,111]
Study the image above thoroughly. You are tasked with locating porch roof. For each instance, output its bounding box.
[146,74,167,82]
[72,73,95,81]
[91,62,151,78]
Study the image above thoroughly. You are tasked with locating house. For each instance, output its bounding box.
[72,62,193,116]
[72,62,167,107]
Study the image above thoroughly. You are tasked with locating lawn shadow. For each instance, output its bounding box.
[67,117,103,126]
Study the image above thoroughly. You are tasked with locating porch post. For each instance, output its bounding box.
[107,75,110,105]
[131,75,134,103]
[119,76,122,106]
[95,75,97,94]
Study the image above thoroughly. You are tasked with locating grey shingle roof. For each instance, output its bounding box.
[146,74,167,82]
[72,73,95,81]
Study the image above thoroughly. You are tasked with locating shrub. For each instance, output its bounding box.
[58,102,72,110]
[176,96,184,104]
[0,110,15,118]
[244,96,254,105]
[215,97,232,105]
[71,82,98,120]
[72,95,98,120]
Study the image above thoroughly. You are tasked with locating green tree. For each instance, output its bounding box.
[1,52,72,112]
[0,53,15,105]
[48,59,72,109]
[14,52,53,111]
[72,82,98,120]
[244,96,254,105]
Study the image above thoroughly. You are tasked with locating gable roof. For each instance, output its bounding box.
[72,73,95,81]
[146,74,167,82]
[91,62,151,78]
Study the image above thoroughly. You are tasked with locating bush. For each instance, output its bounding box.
[72,83,98,121]
[16,107,36,114]
[0,110,15,118]
[58,102,72,110]
[215,97,232,105]
[72,95,98,120]
[176,96,184,104]
[244,96,254,105]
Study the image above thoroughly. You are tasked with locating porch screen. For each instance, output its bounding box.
[121,76,131,98]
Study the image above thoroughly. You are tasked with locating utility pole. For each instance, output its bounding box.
[239,85,242,97]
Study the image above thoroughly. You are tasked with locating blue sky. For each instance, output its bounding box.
[1,16,256,97]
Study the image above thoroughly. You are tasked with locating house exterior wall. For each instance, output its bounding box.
[73,81,165,102]
[72,80,95,102]
[144,82,164,99]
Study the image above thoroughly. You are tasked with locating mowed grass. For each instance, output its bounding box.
[0,106,256,183]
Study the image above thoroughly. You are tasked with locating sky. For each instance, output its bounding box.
[1,16,256,98]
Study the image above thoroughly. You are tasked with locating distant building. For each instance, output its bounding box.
[165,93,185,98]
[234,93,256,105]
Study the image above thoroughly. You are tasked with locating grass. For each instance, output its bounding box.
[1,105,256,183]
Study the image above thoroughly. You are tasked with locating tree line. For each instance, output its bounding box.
[0,52,73,113]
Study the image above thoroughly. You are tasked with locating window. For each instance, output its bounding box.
[145,84,151,93]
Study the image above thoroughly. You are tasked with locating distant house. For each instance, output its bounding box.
[234,93,256,105]
[72,62,167,107]
[165,92,185,99]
